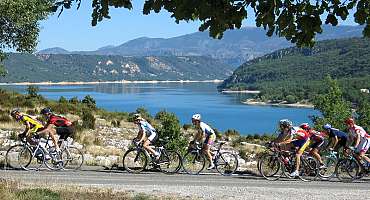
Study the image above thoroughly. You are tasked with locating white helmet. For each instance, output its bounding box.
[192,114,201,121]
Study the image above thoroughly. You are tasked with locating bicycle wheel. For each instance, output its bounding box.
[298,156,318,182]
[6,145,27,170]
[318,156,337,180]
[182,151,206,175]
[19,147,44,170]
[158,150,182,174]
[215,152,238,176]
[44,148,64,171]
[259,154,282,180]
[123,149,148,173]
[61,146,84,170]
[336,158,360,182]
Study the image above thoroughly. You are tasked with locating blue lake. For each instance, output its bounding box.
[1,82,320,135]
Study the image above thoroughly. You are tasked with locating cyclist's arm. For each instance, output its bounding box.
[22,121,31,136]
[354,131,361,148]
[37,124,53,134]
[136,129,145,143]
[332,136,339,149]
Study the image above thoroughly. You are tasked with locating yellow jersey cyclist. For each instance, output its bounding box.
[10,109,45,144]
[275,119,310,177]
[191,114,216,170]
[133,114,159,159]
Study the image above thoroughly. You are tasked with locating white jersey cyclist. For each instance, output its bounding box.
[199,122,216,145]
[138,119,157,142]
[348,124,370,153]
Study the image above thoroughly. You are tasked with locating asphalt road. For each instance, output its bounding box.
[1,168,369,200]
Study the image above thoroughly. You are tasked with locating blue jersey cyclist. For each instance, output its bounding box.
[322,124,348,154]
[134,114,159,159]
[191,114,217,170]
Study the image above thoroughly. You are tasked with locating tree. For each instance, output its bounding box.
[356,97,370,132]
[54,0,370,47]
[82,95,96,109]
[0,0,52,73]
[26,86,40,98]
[312,76,351,130]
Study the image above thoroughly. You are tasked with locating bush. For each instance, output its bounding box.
[224,129,240,138]
[82,95,96,109]
[285,95,297,104]
[82,111,95,130]
[154,111,187,153]
[182,123,192,130]
[69,96,80,104]
[58,96,68,103]
[26,86,39,98]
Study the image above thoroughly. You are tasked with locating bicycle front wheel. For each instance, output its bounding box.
[6,145,28,170]
[182,151,206,175]
[259,154,281,181]
[62,146,84,170]
[336,158,360,183]
[318,156,337,180]
[19,147,44,170]
[215,152,238,176]
[123,149,147,173]
[158,150,182,174]
[298,156,318,182]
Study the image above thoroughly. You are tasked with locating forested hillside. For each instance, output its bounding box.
[1,54,231,82]
[219,37,370,103]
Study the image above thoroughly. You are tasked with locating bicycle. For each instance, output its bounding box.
[123,138,182,174]
[43,136,84,170]
[5,135,63,170]
[182,141,239,176]
[317,149,338,180]
[259,143,318,181]
[335,148,366,182]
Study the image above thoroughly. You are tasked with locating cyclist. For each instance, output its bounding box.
[275,119,310,177]
[191,114,216,170]
[133,114,159,159]
[39,107,73,151]
[345,118,370,168]
[322,124,348,154]
[299,123,326,168]
[10,109,44,144]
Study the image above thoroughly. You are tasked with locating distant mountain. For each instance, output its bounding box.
[1,54,232,83]
[219,37,370,103]
[38,25,363,67]
[37,47,70,54]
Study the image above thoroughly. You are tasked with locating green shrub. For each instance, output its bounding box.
[26,86,39,98]
[69,96,80,104]
[58,96,68,103]
[82,111,95,130]
[224,129,240,138]
[82,95,96,109]
[182,123,192,130]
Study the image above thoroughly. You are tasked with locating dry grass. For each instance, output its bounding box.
[0,179,189,200]
[0,121,22,130]
[86,145,122,157]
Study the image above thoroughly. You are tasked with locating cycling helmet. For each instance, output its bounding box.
[133,113,144,121]
[299,123,310,130]
[278,119,293,129]
[191,114,201,121]
[344,118,355,125]
[40,107,52,115]
[323,124,332,130]
[10,108,20,117]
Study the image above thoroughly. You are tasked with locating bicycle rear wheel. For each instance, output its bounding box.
[44,148,64,171]
[182,151,206,175]
[6,145,27,170]
[259,154,282,180]
[62,146,84,170]
[123,149,147,173]
[158,150,182,174]
[336,158,360,183]
[318,156,337,180]
[298,156,318,182]
[215,152,238,176]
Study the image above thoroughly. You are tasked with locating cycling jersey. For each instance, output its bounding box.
[138,120,157,137]
[348,125,370,153]
[48,115,72,127]
[308,130,325,149]
[289,127,310,153]
[20,115,44,134]
[199,122,216,145]
[327,128,348,140]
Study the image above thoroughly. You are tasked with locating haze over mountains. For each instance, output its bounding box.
[38,25,363,67]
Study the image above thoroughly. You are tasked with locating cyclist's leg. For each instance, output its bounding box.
[310,140,324,164]
[143,133,158,156]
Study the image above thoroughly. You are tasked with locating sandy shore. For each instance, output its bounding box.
[242,99,314,108]
[0,79,224,86]
[221,90,260,94]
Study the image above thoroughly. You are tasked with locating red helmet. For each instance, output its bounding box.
[345,118,355,125]
[299,123,310,130]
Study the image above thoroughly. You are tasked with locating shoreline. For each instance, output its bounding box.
[0,79,224,86]
[221,90,260,94]
[242,99,314,108]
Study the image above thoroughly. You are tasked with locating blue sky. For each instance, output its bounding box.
[37,0,357,51]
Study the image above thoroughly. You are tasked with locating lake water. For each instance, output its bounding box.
[1,82,320,135]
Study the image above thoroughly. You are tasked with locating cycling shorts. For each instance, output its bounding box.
[355,138,370,154]
[310,139,325,149]
[147,132,158,143]
[204,134,216,146]
[292,139,310,154]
